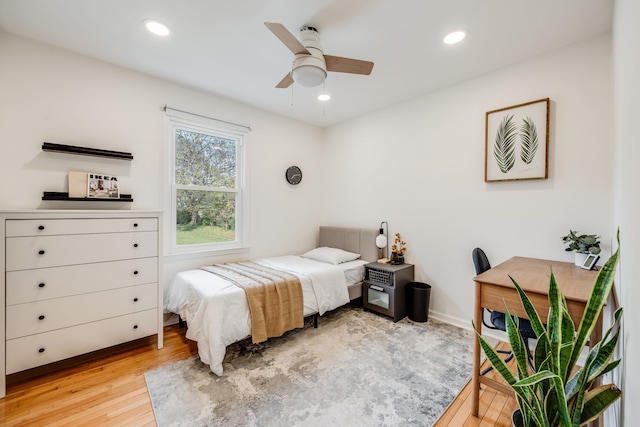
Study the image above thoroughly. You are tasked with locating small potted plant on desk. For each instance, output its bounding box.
[562,230,601,266]
[476,237,622,427]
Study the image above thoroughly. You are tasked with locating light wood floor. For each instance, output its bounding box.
[0,325,516,426]
[434,341,518,427]
[0,325,198,426]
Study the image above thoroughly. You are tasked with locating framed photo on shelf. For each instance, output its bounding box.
[87,173,119,198]
[485,98,550,182]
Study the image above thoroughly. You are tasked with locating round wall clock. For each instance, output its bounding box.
[285,165,302,185]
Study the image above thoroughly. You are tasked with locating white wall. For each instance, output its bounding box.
[0,32,325,297]
[322,34,614,328]
[613,0,640,424]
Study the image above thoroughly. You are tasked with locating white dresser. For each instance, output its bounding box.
[0,210,163,398]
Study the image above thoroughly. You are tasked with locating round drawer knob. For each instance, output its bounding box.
[38,348,45,353]
[38,315,45,320]
[133,243,139,248]
[133,270,139,275]
[38,250,46,255]
[133,223,139,228]
[38,283,46,288]
[133,325,138,330]
[133,297,139,302]
[38,225,45,230]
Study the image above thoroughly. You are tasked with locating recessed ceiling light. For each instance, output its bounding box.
[443,31,465,45]
[144,20,171,37]
[317,93,331,101]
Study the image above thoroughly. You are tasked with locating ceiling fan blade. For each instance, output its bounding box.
[324,55,374,75]
[264,22,310,55]
[276,72,294,88]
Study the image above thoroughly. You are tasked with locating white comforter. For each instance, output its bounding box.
[165,255,351,375]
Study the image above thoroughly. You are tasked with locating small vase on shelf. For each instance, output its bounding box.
[390,252,399,265]
[391,232,407,266]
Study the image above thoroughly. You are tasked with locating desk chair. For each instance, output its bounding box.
[472,247,536,375]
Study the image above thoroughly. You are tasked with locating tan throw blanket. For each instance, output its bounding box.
[201,262,304,343]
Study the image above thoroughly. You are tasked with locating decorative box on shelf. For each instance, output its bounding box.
[363,262,414,322]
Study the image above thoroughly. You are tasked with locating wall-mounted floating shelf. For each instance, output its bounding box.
[42,142,133,160]
[42,192,133,202]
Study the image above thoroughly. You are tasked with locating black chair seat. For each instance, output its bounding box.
[489,310,537,340]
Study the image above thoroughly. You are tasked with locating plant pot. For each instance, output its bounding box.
[574,252,589,266]
[512,409,523,427]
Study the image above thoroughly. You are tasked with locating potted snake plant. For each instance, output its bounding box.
[476,237,622,427]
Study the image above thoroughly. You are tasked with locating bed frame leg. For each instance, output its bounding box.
[178,315,185,328]
[313,314,318,329]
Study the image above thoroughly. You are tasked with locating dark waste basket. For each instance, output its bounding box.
[407,282,431,322]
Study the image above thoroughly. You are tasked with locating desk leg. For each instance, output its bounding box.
[472,281,482,417]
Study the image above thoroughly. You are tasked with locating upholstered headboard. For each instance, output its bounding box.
[318,226,379,263]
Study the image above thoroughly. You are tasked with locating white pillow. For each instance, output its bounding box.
[301,247,361,265]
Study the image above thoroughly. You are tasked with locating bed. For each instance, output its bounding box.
[165,226,379,375]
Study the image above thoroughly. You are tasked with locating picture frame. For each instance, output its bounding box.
[68,170,89,198]
[87,173,119,198]
[485,98,550,182]
[580,254,600,270]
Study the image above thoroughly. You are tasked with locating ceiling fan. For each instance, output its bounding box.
[264,22,374,88]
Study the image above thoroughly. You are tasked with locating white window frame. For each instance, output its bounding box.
[164,109,250,258]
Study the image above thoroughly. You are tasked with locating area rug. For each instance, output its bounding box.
[145,307,476,427]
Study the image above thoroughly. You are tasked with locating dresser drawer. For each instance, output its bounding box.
[6,283,157,339]
[6,309,158,374]
[6,257,158,305]
[6,231,157,271]
[5,218,157,237]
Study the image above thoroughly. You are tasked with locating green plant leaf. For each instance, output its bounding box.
[580,308,623,386]
[567,247,619,374]
[493,114,518,173]
[547,273,564,376]
[520,117,539,164]
[475,329,517,383]
[580,385,622,424]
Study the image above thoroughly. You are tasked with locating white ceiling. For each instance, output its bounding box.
[0,0,613,127]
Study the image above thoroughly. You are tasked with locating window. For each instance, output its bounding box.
[165,109,249,255]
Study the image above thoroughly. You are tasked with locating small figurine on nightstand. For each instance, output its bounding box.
[390,233,406,265]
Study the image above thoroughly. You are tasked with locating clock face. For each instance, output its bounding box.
[285,166,302,185]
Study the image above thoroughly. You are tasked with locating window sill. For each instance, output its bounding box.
[163,246,250,262]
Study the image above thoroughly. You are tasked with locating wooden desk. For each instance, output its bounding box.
[471,256,600,416]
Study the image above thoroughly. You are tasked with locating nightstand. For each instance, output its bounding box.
[363,262,414,322]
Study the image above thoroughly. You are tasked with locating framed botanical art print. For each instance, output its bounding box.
[485,98,549,182]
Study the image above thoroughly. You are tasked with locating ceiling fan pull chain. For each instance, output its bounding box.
[322,81,326,116]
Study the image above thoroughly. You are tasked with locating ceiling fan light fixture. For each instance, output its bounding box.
[144,20,171,37]
[317,93,331,101]
[292,65,327,87]
[443,30,465,45]
[264,22,374,89]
